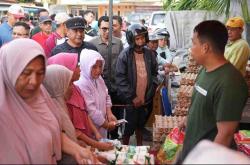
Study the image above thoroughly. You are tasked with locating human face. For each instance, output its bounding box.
[147,40,158,51]
[135,34,146,47]
[227,26,242,42]
[62,23,68,36]
[40,21,52,35]
[91,60,103,79]
[158,38,167,48]
[15,56,45,100]
[112,19,121,35]
[8,13,23,27]
[67,28,84,46]
[84,13,94,24]
[190,32,206,65]
[12,26,29,39]
[99,21,109,41]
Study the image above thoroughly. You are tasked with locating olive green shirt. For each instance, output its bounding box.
[181,63,248,160]
[89,36,123,93]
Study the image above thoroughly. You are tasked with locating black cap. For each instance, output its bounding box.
[65,17,86,29]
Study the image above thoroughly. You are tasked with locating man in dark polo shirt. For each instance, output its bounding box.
[51,17,97,59]
[90,16,123,139]
[178,20,248,162]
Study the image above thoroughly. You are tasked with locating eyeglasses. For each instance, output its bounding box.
[101,27,110,32]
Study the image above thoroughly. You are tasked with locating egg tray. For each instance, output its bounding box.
[153,115,185,142]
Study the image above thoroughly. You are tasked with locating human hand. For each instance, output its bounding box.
[132,97,143,108]
[97,142,114,151]
[107,113,117,123]
[164,63,178,74]
[96,154,109,164]
[178,117,187,131]
[92,154,102,164]
[107,121,116,131]
[95,132,103,141]
[77,139,87,147]
[74,147,94,164]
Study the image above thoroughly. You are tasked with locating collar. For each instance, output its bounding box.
[227,38,242,46]
[4,22,12,31]
[66,40,85,49]
[39,31,50,38]
[97,36,116,45]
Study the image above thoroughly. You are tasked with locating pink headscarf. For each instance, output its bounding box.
[0,39,62,164]
[47,52,93,137]
[47,52,78,71]
[43,64,77,142]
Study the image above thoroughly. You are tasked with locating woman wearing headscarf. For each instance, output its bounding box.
[48,53,80,75]
[0,39,94,164]
[75,49,117,138]
[43,64,78,142]
[47,53,113,151]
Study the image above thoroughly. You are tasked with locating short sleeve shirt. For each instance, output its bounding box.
[45,32,63,58]
[225,39,250,76]
[182,63,248,159]
[0,22,12,47]
[31,32,50,53]
[51,41,98,61]
[89,36,123,93]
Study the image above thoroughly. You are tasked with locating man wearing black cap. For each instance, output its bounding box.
[51,17,97,58]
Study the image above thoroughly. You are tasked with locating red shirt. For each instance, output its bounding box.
[66,85,93,138]
[32,32,50,57]
[45,32,62,58]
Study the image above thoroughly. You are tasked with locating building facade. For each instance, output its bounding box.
[49,0,163,22]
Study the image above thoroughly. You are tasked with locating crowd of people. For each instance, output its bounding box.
[0,3,250,164]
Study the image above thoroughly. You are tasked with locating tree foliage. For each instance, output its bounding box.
[163,0,250,22]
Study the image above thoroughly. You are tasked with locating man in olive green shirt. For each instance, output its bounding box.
[224,17,250,76]
[178,20,248,162]
[89,16,123,139]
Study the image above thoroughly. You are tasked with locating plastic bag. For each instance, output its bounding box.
[234,130,250,156]
[157,127,185,164]
[234,130,250,144]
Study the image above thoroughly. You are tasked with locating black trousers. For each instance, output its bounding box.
[109,92,123,139]
[144,100,153,125]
